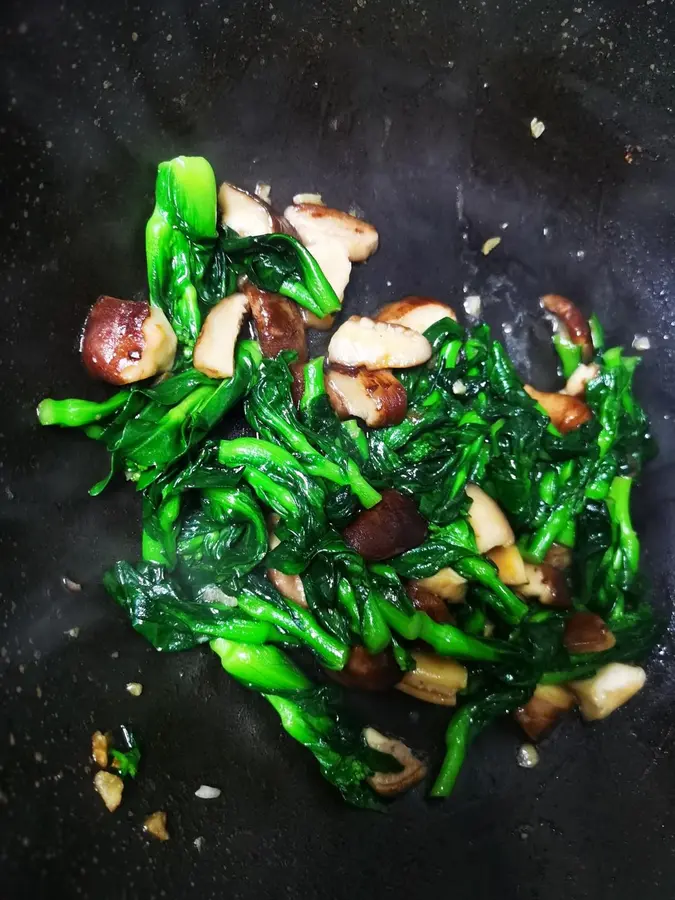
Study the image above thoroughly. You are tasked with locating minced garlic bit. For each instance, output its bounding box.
[517,742,540,768]
[481,237,501,256]
[254,182,271,203]
[91,731,110,768]
[292,192,324,206]
[530,117,545,139]
[463,295,482,318]
[452,380,467,395]
[195,784,221,799]
[126,682,143,697]
[144,810,170,841]
[94,770,124,812]
[62,576,82,592]
[632,335,651,351]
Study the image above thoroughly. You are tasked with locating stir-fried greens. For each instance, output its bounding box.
[38,155,660,808]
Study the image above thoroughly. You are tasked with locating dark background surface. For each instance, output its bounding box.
[1,0,675,898]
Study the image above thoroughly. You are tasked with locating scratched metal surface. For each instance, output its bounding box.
[1,0,675,897]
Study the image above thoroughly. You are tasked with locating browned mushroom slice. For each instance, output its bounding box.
[325,364,407,428]
[328,316,432,370]
[193,292,249,379]
[342,489,428,561]
[562,362,600,397]
[81,296,177,385]
[544,543,573,571]
[465,484,515,553]
[364,728,427,796]
[218,182,292,237]
[396,652,468,706]
[514,684,577,741]
[289,361,306,408]
[243,282,307,363]
[405,581,454,623]
[541,294,593,362]
[487,544,527,585]
[519,563,572,608]
[564,612,616,654]
[329,646,401,691]
[524,384,593,433]
[411,568,467,604]
[374,296,457,333]
[284,203,379,262]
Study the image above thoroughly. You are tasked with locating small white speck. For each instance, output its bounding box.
[18,22,28,34]
[576,250,586,259]
[464,295,482,318]
[452,380,467,395]
[110,651,119,659]
[386,280,392,287]
[194,836,205,851]
[543,227,550,236]
[65,627,80,639]
[195,784,221,799]
[530,117,546,139]
[500,222,509,230]
[34,751,43,763]
[166,33,172,41]
[126,682,143,697]
[103,80,112,89]
[503,322,513,334]
[131,31,138,41]
[46,141,53,149]
[632,335,651,351]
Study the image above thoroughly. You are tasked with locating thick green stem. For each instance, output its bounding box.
[37,391,128,427]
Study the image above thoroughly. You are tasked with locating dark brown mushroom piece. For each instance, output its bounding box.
[328,646,401,691]
[218,182,296,237]
[325,364,407,428]
[541,293,593,362]
[81,296,177,385]
[524,385,593,434]
[564,612,616,654]
[342,489,428,561]
[243,282,307,363]
[289,361,306,408]
[405,581,454,623]
[519,563,572,608]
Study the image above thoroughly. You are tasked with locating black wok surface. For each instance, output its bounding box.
[2,1,675,897]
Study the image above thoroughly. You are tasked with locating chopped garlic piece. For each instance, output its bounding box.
[292,192,324,205]
[517,743,540,768]
[195,784,222,799]
[530,117,545,139]
[632,335,651,351]
[126,682,143,697]
[144,810,170,841]
[482,237,502,256]
[463,295,482,318]
[94,771,124,812]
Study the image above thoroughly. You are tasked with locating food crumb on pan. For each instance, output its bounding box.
[126,682,143,697]
[632,335,651,351]
[144,810,170,841]
[530,117,545,138]
[195,784,221,799]
[516,743,540,768]
[62,576,82,592]
[463,295,482,317]
[94,771,124,812]
[481,237,501,256]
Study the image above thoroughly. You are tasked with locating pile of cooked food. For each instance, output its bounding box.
[38,156,659,806]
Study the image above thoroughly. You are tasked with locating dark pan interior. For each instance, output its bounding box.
[1,1,674,898]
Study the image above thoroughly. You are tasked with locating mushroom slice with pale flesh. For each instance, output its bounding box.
[562,362,600,397]
[305,238,352,302]
[364,728,427,796]
[342,489,427,561]
[411,568,467,604]
[524,384,593,433]
[81,296,177,385]
[283,203,379,262]
[328,316,432,370]
[218,182,291,237]
[541,294,593,362]
[266,515,307,607]
[396,652,468,706]
[374,296,457,333]
[519,563,571,608]
[193,292,249,379]
[568,663,646,721]
[324,364,407,428]
[302,309,336,331]
[465,484,515,554]
[515,684,577,740]
[243,281,307,362]
[487,544,527,585]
